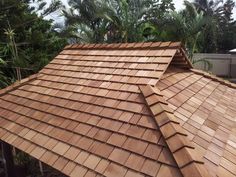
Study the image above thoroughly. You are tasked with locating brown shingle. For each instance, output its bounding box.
[108,148,130,164]
[53,157,69,171]
[122,138,148,154]
[143,144,162,160]
[30,146,46,159]
[95,159,110,174]
[74,151,89,164]
[2,42,234,177]
[70,165,88,177]
[64,146,81,160]
[124,170,144,177]
[62,161,77,175]
[104,163,127,177]
[52,142,70,155]
[107,133,127,146]
[83,154,101,170]
[140,159,161,176]
[125,154,145,171]
[157,165,182,177]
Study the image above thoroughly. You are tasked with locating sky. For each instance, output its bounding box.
[173,0,186,10]
[173,0,236,19]
[45,0,236,20]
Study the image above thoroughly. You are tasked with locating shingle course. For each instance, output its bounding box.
[0,42,234,177]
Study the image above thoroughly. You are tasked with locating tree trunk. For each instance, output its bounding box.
[1,142,16,177]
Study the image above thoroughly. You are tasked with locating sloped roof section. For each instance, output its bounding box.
[157,67,236,177]
[139,85,209,177]
[0,42,189,177]
[1,41,234,177]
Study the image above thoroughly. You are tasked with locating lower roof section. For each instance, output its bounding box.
[158,67,236,177]
[0,75,182,177]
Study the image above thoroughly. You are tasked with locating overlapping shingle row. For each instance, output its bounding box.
[0,42,188,177]
[0,41,234,177]
[140,85,209,177]
[158,67,236,177]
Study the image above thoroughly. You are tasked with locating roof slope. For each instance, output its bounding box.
[139,85,209,177]
[157,67,236,177]
[0,42,233,177]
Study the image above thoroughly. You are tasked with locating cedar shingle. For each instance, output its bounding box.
[83,154,101,170]
[70,165,88,177]
[108,148,130,164]
[62,161,77,175]
[107,133,127,146]
[125,154,145,171]
[53,157,69,171]
[123,138,148,154]
[1,42,233,177]
[104,163,127,177]
[156,165,182,177]
[140,159,161,176]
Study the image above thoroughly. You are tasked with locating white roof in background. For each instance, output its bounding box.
[229,49,236,53]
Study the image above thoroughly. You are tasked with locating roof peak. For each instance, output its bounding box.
[64,41,182,50]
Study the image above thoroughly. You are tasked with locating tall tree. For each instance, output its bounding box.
[193,0,236,53]
[193,0,223,15]
[63,0,175,43]
[0,0,67,88]
[63,0,108,43]
[152,1,208,56]
[102,0,152,42]
[217,0,236,52]
[193,0,222,52]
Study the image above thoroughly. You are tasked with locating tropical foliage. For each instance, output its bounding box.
[63,0,236,53]
[0,0,67,88]
[0,0,236,88]
[62,0,175,43]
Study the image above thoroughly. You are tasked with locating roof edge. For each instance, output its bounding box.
[180,48,193,69]
[191,69,236,89]
[168,48,193,69]
[139,85,210,177]
[0,74,38,96]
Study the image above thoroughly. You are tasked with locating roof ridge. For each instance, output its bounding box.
[0,74,38,96]
[64,41,182,50]
[191,69,236,89]
[139,85,211,177]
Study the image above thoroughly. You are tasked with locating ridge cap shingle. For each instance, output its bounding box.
[139,85,211,177]
[64,41,182,50]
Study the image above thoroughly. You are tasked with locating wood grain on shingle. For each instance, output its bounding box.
[0,42,235,177]
[159,67,236,177]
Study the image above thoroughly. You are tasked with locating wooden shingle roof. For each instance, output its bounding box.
[157,67,236,177]
[0,42,235,177]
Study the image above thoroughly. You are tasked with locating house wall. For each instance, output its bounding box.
[192,53,236,79]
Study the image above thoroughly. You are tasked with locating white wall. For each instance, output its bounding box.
[192,53,236,78]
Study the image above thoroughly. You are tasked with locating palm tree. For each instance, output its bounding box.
[155,1,207,52]
[63,0,172,43]
[193,0,224,52]
[149,1,211,69]
[193,0,223,16]
[102,0,152,42]
[63,0,108,43]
